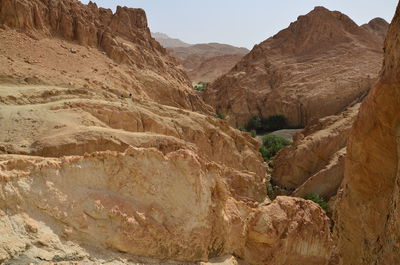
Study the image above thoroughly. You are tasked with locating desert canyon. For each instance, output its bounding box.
[0,0,399,265]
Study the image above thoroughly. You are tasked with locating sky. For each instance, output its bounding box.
[80,0,398,49]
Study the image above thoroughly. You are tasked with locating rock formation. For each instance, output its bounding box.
[0,0,334,264]
[271,104,360,200]
[204,7,387,127]
[334,2,400,264]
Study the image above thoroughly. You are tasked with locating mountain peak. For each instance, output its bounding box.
[362,17,389,40]
[269,6,379,56]
[311,6,330,13]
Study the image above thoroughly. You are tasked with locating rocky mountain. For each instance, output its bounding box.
[0,0,333,264]
[334,2,400,264]
[204,7,388,127]
[152,31,250,82]
[151,32,191,48]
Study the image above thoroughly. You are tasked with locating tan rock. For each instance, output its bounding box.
[245,197,333,265]
[0,1,335,264]
[204,7,385,127]
[335,2,400,264]
[0,0,212,113]
[271,104,359,198]
[0,149,333,264]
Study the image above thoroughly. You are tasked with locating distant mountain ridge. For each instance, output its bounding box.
[152,32,249,82]
[151,32,191,48]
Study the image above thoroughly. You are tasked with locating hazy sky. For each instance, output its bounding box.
[80,0,398,49]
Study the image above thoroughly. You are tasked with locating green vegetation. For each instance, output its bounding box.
[245,114,290,133]
[193,81,209,92]
[259,134,291,161]
[267,183,277,200]
[304,194,329,213]
[304,194,334,231]
[215,112,225,120]
[238,126,256,137]
[246,116,262,131]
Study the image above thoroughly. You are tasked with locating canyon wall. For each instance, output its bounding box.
[271,104,360,199]
[335,2,400,264]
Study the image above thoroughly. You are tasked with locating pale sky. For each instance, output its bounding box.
[80,0,398,49]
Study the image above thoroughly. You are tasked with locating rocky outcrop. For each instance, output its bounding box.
[271,104,360,199]
[0,0,212,113]
[0,83,267,201]
[334,2,400,264]
[204,7,386,127]
[0,151,333,264]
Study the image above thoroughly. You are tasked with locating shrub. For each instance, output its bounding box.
[267,183,277,200]
[246,116,261,131]
[215,112,225,120]
[246,114,290,133]
[260,115,289,131]
[259,134,291,161]
[304,194,329,213]
[193,81,209,92]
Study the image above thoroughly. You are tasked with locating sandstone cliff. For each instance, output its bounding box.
[334,2,400,264]
[204,7,387,127]
[0,0,334,264]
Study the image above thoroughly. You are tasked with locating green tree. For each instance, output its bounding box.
[259,134,291,161]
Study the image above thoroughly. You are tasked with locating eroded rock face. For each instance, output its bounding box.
[245,197,333,265]
[335,2,400,264]
[272,104,360,199]
[204,7,386,127]
[0,150,334,264]
[0,0,212,113]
